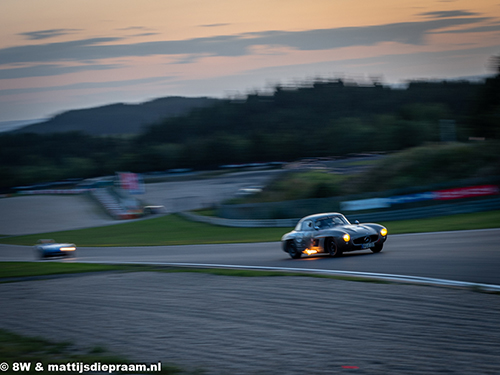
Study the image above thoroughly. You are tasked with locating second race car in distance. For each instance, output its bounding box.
[34,239,77,259]
[281,212,388,259]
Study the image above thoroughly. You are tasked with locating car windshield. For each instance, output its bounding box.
[315,215,349,228]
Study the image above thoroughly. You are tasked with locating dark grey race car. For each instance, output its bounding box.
[281,212,388,259]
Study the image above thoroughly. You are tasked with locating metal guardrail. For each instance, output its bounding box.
[179,212,299,228]
[347,197,500,223]
[180,197,500,228]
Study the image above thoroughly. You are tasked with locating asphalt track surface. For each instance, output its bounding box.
[2,228,500,285]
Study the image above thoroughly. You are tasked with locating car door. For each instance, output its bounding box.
[299,220,315,251]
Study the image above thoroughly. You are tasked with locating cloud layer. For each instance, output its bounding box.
[1,7,499,122]
[0,16,490,76]
[18,28,81,40]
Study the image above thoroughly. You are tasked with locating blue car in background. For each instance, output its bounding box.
[35,239,77,259]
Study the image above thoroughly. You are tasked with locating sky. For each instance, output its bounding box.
[0,0,500,123]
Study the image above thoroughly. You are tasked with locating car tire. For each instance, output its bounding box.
[287,241,302,259]
[326,237,343,257]
[371,243,383,253]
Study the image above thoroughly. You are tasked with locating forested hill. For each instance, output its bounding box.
[14,96,220,135]
[2,74,499,190]
[135,79,486,159]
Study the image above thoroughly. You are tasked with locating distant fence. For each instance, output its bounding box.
[218,176,500,220]
[344,197,500,222]
[181,197,500,228]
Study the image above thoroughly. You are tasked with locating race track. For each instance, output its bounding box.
[2,228,500,285]
[1,200,499,374]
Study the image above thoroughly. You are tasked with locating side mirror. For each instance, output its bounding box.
[354,220,360,225]
[314,226,320,231]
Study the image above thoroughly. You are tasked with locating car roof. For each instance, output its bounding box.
[299,212,345,222]
[37,239,55,244]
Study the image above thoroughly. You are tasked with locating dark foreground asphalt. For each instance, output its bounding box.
[1,272,499,375]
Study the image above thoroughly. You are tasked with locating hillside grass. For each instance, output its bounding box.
[231,141,500,204]
[348,141,500,193]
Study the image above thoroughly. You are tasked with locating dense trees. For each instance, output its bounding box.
[470,57,500,139]
[0,132,127,188]
[1,69,499,190]
[132,78,478,168]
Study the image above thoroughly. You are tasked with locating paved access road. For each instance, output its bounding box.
[2,228,500,285]
[0,170,280,235]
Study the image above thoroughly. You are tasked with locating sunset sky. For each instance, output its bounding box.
[1,0,500,123]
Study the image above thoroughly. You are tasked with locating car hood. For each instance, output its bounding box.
[338,225,377,237]
[39,243,74,249]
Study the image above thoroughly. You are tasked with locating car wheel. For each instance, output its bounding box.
[326,237,343,257]
[287,241,302,259]
[371,243,383,253]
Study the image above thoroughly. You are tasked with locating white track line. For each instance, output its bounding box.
[60,260,500,292]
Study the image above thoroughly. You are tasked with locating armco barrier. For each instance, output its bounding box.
[179,212,299,228]
[181,197,500,228]
[348,197,500,223]
[19,189,90,195]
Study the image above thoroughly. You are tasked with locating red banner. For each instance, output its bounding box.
[434,185,499,200]
[118,172,145,194]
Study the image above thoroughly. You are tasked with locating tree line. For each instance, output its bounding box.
[1,67,499,190]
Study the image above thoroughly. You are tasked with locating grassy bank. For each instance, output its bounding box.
[0,262,132,279]
[0,214,286,247]
[0,262,390,284]
[0,210,499,247]
[0,329,182,375]
[230,142,500,203]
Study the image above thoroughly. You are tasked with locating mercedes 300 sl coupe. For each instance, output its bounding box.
[281,212,388,259]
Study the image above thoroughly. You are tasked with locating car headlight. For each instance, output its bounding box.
[380,228,387,237]
[343,233,350,242]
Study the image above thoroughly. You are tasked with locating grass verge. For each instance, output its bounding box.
[0,262,133,279]
[0,214,285,247]
[0,210,499,247]
[0,328,183,374]
[0,262,388,284]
